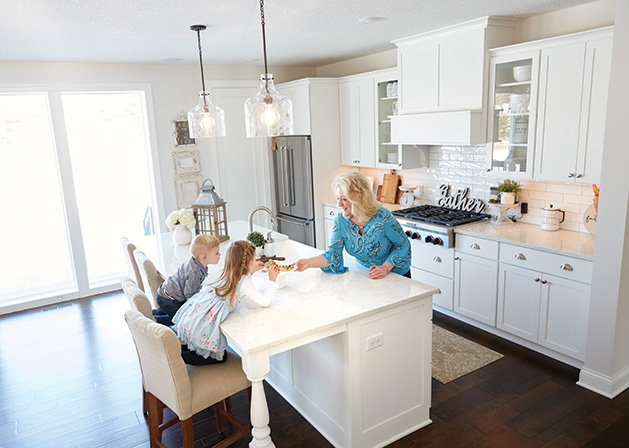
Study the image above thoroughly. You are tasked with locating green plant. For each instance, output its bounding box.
[246,231,265,247]
[496,179,522,195]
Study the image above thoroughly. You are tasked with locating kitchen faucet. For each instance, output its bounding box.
[248,206,278,233]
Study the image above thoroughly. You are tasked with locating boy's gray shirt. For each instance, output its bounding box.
[158,256,208,302]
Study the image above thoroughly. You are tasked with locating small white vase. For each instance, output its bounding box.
[500,192,516,205]
[172,225,192,245]
[255,246,263,259]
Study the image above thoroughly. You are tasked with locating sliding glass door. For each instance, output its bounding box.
[0,88,158,311]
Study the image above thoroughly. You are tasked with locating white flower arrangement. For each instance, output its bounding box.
[165,208,196,230]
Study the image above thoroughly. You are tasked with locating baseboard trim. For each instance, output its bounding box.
[578,366,629,399]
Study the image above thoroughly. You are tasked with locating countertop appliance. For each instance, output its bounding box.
[392,205,491,248]
[271,136,315,247]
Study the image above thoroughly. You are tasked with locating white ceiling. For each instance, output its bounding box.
[2,0,598,67]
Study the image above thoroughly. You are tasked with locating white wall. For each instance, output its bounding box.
[578,0,629,398]
[0,61,315,230]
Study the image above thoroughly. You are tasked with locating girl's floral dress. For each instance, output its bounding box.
[172,274,276,361]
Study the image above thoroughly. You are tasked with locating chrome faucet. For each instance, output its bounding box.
[248,206,278,233]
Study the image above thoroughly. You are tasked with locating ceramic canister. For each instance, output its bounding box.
[540,205,565,231]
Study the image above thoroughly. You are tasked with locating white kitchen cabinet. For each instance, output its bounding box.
[339,76,375,167]
[497,243,592,361]
[277,81,312,135]
[340,68,421,169]
[534,29,613,184]
[486,49,540,178]
[453,236,499,326]
[323,204,339,249]
[394,17,515,115]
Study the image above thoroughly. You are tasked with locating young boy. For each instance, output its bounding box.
[153,234,221,325]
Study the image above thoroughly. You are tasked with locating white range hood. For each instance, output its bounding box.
[390,111,486,146]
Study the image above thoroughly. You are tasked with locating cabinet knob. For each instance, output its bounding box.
[541,279,548,284]
[353,160,360,163]
[454,256,460,261]
[470,243,480,250]
[433,256,442,263]
[515,253,526,260]
[560,263,574,271]
[576,174,583,179]
[534,277,541,282]
[568,173,575,178]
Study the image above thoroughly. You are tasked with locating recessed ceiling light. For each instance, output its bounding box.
[358,17,385,24]
[162,57,183,63]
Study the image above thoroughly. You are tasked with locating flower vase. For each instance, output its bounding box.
[172,225,192,245]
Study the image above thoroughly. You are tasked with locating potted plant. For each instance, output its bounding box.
[496,179,522,205]
[246,231,265,258]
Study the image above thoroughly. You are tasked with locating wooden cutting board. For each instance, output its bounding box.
[380,171,400,204]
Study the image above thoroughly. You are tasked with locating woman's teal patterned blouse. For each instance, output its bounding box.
[321,207,411,275]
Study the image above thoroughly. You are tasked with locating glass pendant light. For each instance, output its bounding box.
[188,25,226,138]
[244,0,293,138]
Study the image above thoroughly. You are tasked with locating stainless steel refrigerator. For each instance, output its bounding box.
[271,136,316,247]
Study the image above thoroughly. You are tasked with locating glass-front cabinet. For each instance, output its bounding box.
[486,50,539,177]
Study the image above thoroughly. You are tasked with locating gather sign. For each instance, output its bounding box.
[437,184,485,213]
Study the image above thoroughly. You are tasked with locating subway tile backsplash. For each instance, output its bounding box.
[359,145,597,234]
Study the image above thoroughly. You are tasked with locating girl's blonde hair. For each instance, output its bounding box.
[332,169,380,223]
[212,240,256,305]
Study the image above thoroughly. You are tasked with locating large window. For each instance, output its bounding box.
[0,88,158,311]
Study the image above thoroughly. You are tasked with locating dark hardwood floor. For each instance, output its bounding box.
[1,291,628,448]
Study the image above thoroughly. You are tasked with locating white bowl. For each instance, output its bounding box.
[513,65,532,82]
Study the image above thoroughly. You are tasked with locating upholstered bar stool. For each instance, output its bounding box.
[124,310,252,448]
[133,248,165,308]
[120,236,145,291]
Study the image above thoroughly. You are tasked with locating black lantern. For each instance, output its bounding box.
[192,179,229,242]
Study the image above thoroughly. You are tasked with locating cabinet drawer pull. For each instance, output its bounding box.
[353,160,360,163]
[560,263,574,271]
[534,277,541,282]
[514,253,526,260]
[433,256,442,263]
[541,279,548,284]
[470,243,480,250]
[329,211,335,216]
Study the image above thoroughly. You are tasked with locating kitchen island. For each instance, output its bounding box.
[139,221,438,448]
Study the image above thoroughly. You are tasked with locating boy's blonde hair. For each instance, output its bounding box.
[191,234,220,258]
[332,169,380,223]
[212,240,256,305]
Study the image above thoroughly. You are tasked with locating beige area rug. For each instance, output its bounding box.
[432,324,504,384]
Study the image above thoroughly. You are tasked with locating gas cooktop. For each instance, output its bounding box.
[392,205,491,228]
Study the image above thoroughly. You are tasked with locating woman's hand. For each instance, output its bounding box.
[268,264,280,282]
[369,264,391,279]
[294,255,329,272]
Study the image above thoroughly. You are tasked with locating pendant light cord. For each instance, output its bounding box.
[195,27,208,107]
[259,0,270,94]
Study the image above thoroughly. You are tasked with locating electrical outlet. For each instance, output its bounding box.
[366,333,384,351]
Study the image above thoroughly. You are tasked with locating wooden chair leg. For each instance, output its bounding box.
[142,387,149,415]
[181,418,194,448]
[147,393,163,448]
[214,402,225,432]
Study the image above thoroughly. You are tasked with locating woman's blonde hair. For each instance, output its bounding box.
[212,240,255,305]
[332,169,380,223]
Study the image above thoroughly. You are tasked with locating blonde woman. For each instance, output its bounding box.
[295,170,411,279]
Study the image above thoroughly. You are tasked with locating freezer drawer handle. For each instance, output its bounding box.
[560,263,574,271]
[277,216,308,226]
[514,253,526,260]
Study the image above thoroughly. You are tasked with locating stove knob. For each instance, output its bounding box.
[412,232,421,240]
[424,235,433,244]
[432,237,443,246]
[405,230,412,238]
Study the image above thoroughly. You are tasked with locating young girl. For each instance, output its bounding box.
[172,240,279,364]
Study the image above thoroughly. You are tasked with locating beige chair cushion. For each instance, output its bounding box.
[120,237,144,291]
[133,249,165,308]
[124,309,250,421]
[121,276,155,321]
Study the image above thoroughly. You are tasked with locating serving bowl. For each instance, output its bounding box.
[513,65,532,82]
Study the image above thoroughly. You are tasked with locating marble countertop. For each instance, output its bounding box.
[137,221,439,356]
[455,222,596,260]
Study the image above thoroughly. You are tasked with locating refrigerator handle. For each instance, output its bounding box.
[279,146,289,207]
[286,146,295,206]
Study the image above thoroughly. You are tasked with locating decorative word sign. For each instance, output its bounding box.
[437,184,485,212]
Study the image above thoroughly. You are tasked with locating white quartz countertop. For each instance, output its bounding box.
[138,221,439,356]
[455,222,596,260]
